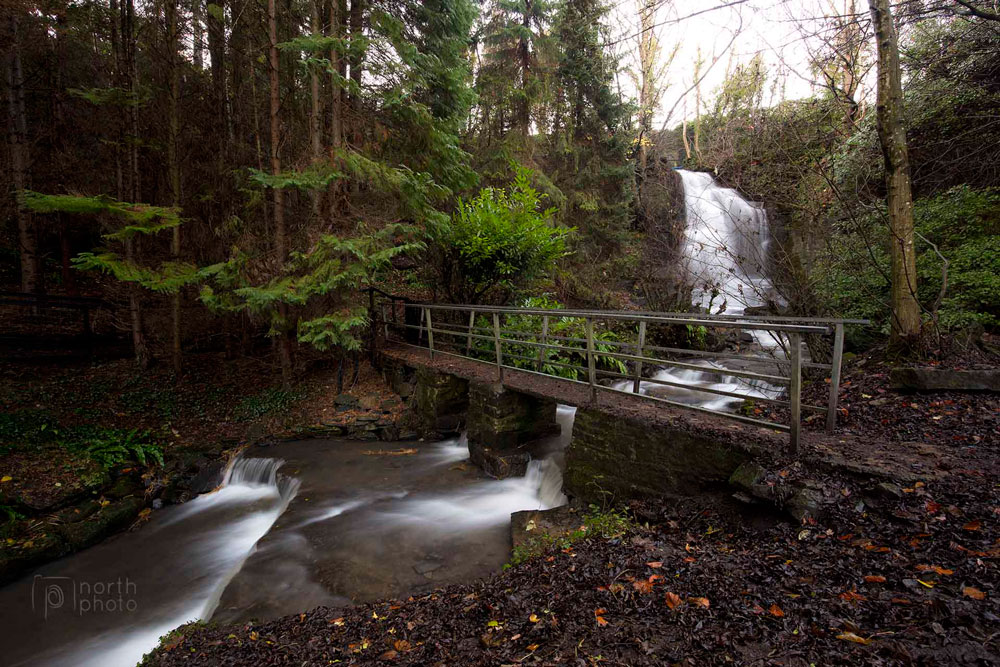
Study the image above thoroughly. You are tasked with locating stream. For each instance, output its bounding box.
[1,171,787,667]
[0,407,573,667]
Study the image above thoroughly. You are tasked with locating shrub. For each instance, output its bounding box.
[429,165,572,304]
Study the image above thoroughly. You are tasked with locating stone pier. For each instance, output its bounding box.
[413,368,469,438]
[466,381,559,478]
[563,407,750,503]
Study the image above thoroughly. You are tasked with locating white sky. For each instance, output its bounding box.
[608,0,874,128]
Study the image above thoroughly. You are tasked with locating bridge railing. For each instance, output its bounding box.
[377,302,866,453]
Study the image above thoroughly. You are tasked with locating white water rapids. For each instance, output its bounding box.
[616,170,787,409]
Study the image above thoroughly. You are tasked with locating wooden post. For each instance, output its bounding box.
[380,304,389,341]
[536,315,549,372]
[788,332,802,454]
[632,320,646,394]
[426,307,435,360]
[493,312,503,382]
[466,309,475,356]
[826,323,845,434]
[586,317,597,403]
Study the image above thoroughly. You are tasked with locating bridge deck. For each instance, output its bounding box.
[383,344,951,484]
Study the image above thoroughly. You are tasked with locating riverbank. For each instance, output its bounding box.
[142,468,999,665]
[136,351,1000,666]
[0,352,409,584]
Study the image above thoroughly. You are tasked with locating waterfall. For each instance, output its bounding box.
[676,169,775,315]
[222,455,300,502]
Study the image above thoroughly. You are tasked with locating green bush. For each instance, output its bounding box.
[814,186,1000,332]
[429,165,572,304]
[469,295,628,380]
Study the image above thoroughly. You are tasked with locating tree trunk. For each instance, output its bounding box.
[517,0,531,141]
[269,0,292,386]
[348,0,364,150]
[206,0,231,145]
[309,0,322,221]
[167,0,183,375]
[870,0,921,348]
[192,0,204,69]
[327,0,344,224]
[5,14,39,294]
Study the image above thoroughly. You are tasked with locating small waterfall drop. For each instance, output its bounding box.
[676,169,775,315]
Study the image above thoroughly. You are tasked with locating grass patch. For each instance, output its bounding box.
[506,505,634,568]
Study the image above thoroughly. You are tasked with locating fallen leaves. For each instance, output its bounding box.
[838,588,866,603]
[363,448,418,457]
[646,561,663,569]
[962,587,986,600]
[915,564,953,576]
[689,597,710,608]
[594,608,608,627]
[768,604,785,617]
[0,475,11,483]
[963,520,982,531]
[836,632,872,645]
[664,592,683,610]
[864,575,886,583]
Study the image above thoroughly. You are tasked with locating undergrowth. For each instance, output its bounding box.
[506,504,634,568]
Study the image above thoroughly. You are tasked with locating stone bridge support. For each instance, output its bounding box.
[413,368,468,438]
[564,408,750,503]
[466,382,559,478]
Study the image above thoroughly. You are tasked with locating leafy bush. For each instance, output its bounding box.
[468,296,628,380]
[0,412,163,468]
[814,186,1000,332]
[70,429,165,468]
[429,165,572,304]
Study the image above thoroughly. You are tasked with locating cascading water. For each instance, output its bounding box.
[615,171,786,410]
[1,457,298,667]
[676,169,775,316]
[3,411,573,665]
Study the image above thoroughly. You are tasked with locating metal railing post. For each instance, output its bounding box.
[633,320,646,394]
[536,315,549,372]
[466,309,476,356]
[826,323,845,434]
[493,312,503,382]
[585,317,597,403]
[789,332,802,454]
[425,307,435,360]
[381,304,389,341]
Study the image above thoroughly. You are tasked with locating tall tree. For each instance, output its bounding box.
[166,0,183,374]
[5,13,39,293]
[869,0,921,347]
[268,0,293,384]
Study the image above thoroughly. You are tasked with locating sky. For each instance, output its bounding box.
[608,0,874,127]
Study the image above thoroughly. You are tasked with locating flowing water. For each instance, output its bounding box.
[676,169,776,318]
[0,407,574,667]
[614,170,787,410]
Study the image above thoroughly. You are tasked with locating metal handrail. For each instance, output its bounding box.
[377,301,867,454]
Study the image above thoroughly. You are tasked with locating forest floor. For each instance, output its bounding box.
[0,350,406,582]
[141,351,1000,666]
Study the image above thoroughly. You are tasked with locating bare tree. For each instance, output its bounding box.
[870,0,922,348]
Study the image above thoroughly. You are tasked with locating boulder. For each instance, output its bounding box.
[890,367,1000,392]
